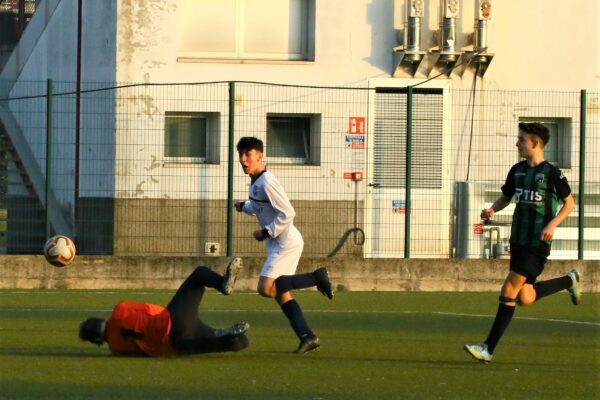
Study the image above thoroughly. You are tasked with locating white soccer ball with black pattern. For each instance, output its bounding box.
[43,235,76,267]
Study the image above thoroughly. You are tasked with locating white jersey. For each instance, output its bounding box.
[242,170,303,253]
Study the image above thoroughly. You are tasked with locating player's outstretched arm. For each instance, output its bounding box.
[481,194,511,220]
[235,200,256,215]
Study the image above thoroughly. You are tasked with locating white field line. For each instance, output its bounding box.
[432,311,600,327]
[0,307,598,326]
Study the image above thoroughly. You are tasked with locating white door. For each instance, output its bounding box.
[365,80,451,258]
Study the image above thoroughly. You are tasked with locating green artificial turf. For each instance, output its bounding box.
[0,290,598,399]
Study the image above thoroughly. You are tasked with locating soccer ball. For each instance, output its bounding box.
[43,235,76,267]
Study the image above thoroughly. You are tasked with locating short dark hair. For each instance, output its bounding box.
[79,318,106,345]
[519,122,549,145]
[236,137,263,153]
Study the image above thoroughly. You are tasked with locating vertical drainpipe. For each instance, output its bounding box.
[74,0,83,236]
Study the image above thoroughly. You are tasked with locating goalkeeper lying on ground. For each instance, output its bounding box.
[79,258,248,356]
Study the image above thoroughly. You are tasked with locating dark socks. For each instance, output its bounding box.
[275,272,318,294]
[533,276,572,302]
[484,303,515,354]
[280,299,313,339]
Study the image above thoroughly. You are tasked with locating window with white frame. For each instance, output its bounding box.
[177,0,315,61]
[266,114,320,165]
[519,117,571,169]
[164,112,220,163]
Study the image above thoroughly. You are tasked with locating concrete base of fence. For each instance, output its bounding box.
[0,255,598,293]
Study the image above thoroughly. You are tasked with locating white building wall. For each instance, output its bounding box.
[1,0,598,256]
[113,0,397,86]
[3,0,597,106]
[486,1,599,92]
[105,0,599,256]
[107,0,600,189]
[109,0,599,91]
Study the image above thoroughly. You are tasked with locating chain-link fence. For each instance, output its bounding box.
[0,80,598,259]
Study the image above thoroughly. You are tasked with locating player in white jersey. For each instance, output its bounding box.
[235,137,333,353]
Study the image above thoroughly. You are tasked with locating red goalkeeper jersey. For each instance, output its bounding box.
[106,301,174,357]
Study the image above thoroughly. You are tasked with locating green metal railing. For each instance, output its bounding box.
[0,80,598,259]
[579,89,586,260]
[44,79,52,239]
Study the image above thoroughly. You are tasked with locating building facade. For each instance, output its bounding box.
[1,0,599,258]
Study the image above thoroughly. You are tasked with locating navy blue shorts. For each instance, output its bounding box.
[509,245,547,284]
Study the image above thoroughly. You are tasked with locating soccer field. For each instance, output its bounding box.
[0,290,598,399]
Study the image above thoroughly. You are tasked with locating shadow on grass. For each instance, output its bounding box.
[0,380,249,400]
[0,348,109,357]
[244,349,597,373]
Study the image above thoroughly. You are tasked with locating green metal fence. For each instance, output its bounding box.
[0,80,598,259]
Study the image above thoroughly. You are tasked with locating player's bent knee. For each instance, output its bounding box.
[192,266,210,275]
[257,286,275,298]
[517,285,536,306]
[518,291,536,306]
[274,275,293,295]
[518,296,534,306]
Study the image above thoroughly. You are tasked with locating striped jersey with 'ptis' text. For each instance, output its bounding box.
[501,160,571,257]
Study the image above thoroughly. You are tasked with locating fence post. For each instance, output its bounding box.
[226,81,235,256]
[405,86,413,258]
[45,79,53,239]
[578,89,586,260]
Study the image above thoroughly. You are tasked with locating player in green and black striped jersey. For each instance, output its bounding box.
[464,122,580,364]
[504,158,571,257]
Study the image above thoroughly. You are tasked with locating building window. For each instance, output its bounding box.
[266,114,320,165]
[164,112,220,163]
[519,117,571,169]
[178,0,315,61]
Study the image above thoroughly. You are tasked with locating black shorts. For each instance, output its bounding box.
[509,245,547,284]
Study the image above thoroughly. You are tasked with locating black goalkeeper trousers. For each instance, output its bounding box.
[166,266,248,355]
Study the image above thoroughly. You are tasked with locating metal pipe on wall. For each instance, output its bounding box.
[440,0,459,56]
[473,0,491,62]
[393,0,426,77]
[404,3,422,58]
